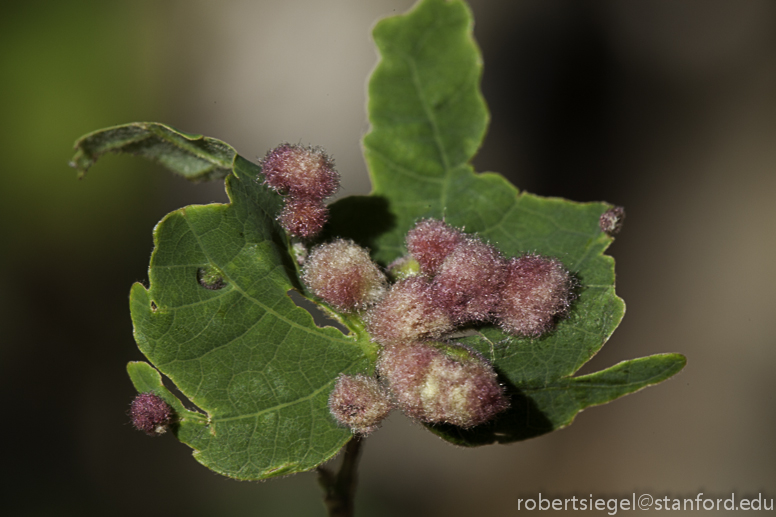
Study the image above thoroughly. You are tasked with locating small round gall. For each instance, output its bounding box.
[130,392,173,436]
[365,276,453,345]
[495,253,574,337]
[406,218,465,275]
[599,206,625,236]
[260,143,339,201]
[377,342,509,428]
[302,239,387,312]
[278,198,329,238]
[328,374,393,435]
[432,237,506,324]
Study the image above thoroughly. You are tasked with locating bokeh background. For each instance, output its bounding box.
[2,0,774,515]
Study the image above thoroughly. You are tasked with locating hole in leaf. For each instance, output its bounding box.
[160,374,207,417]
[150,301,158,312]
[287,290,350,335]
[198,265,226,290]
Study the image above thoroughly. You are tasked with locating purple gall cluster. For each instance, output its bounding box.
[303,218,576,432]
[130,392,173,436]
[260,143,340,238]
[370,218,574,337]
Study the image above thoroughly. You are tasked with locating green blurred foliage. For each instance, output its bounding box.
[0,1,162,257]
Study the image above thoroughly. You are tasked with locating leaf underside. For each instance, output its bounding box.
[74,0,684,481]
[70,122,235,181]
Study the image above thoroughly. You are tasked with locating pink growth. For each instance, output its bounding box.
[130,392,173,436]
[260,143,339,201]
[328,374,393,435]
[377,342,509,428]
[365,276,453,345]
[302,239,387,312]
[406,219,464,275]
[599,206,625,235]
[495,254,574,337]
[278,198,329,238]
[432,238,506,324]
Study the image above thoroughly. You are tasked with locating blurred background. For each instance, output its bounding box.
[1,0,774,515]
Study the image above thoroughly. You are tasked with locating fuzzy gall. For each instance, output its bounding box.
[495,253,574,337]
[432,237,506,324]
[377,342,509,428]
[365,276,453,345]
[405,218,465,275]
[328,374,393,435]
[278,197,329,238]
[130,392,173,436]
[302,239,387,312]
[260,143,339,201]
[599,206,625,236]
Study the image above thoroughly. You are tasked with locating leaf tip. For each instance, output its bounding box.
[68,148,92,179]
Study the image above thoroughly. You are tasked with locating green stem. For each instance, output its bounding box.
[317,438,364,517]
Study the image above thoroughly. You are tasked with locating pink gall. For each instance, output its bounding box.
[495,253,574,337]
[260,143,339,201]
[130,392,173,436]
[406,218,465,275]
[365,276,453,345]
[302,239,387,312]
[377,342,509,428]
[599,206,625,236]
[432,237,506,324]
[278,198,329,238]
[328,374,393,435]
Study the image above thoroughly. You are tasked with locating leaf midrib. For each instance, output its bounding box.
[407,57,451,209]
[147,124,234,169]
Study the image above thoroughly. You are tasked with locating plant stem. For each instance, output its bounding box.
[317,437,363,517]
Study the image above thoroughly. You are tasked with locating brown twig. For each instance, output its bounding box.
[316,438,363,517]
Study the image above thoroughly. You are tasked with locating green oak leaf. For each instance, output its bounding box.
[126,149,378,480]
[71,0,685,481]
[328,0,685,446]
[70,122,235,181]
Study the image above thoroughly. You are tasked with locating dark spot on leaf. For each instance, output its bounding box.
[287,290,349,335]
[198,266,226,290]
[150,301,157,312]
